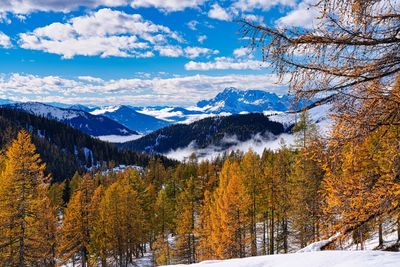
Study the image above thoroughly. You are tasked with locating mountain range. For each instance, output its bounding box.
[0,88,330,161]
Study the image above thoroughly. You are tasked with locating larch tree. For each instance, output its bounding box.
[0,130,56,266]
[175,177,197,264]
[58,174,96,266]
[210,160,251,259]
[240,149,262,256]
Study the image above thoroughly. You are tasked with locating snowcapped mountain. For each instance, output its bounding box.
[196,87,313,114]
[135,106,206,124]
[90,105,170,133]
[3,102,137,137]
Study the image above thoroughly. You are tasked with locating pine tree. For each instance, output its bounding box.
[0,130,55,266]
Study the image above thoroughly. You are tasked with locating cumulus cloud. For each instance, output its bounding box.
[17,8,214,59]
[130,0,205,12]
[277,0,320,29]
[0,0,129,14]
[233,0,295,12]
[185,57,267,70]
[208,3,232,21]
[0,31,12,48]
[0,72,288,106]
[233,47,254,58]
[0,0,204,14]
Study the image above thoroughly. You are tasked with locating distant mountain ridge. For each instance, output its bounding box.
[90,105,170,133]
[3,102,137,137]
[0,88,318,140]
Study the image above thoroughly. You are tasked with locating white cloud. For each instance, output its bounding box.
[241,14,264,24]
[78,76,104,83]
[184,46,219,59]
[187,20,199,31]
[0,0,129,14]
[17,8,213,59]
[131,0,205,12]
[0,31,12,48]
[233,47,254,58]
[155,45,183,57]
[185,57,267,70]
[277,0,320,29]
[208,3,232,21]
[233,0,295,12]
[0,0,204,14]
[165,133,295,161]
[0,72,288,106]
[197,35,207,44]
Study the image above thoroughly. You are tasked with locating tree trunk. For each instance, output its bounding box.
[378,223,384,247]
[269,210,274,254]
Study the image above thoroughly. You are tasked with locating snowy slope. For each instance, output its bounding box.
[269,103,332,134]
[166,251,400,267]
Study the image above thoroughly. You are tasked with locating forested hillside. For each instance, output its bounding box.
[121,113,285,153]
[0,108,175,182]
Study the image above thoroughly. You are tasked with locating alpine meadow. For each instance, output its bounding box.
[0,0,399,267]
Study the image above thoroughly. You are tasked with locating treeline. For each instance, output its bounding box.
[0,103,398,266]
[0,108,175,182]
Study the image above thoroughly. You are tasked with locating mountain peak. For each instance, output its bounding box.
[197,88,293,113]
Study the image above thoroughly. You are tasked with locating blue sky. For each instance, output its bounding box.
[0,0,316,106]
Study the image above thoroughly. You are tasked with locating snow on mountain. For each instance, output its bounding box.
[97,134,143,143]
[165,250,400,267]
[90,105,170,133]
[136,106,206,123]
[269,103,333,133]
[196,87,314,114]
[4,102,137,137]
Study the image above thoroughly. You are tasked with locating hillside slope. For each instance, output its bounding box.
[120,113,285,154]
[0,108,175,182]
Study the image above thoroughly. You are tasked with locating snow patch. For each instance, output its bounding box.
[166,251,400,267]
[97,134,143,143]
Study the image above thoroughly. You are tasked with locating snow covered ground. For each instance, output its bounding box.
[96,134,143,143]
[166,251,400,267]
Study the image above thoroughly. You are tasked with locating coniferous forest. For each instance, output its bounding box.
[0,0,399,266]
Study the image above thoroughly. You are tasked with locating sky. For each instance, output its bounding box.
[0,0,318,106]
